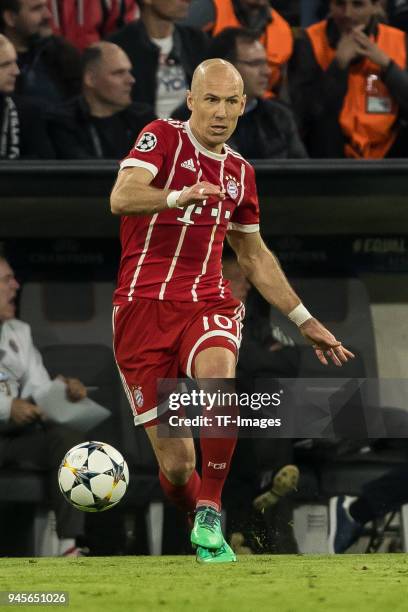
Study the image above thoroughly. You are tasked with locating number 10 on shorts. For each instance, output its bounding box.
[203,315,233,330]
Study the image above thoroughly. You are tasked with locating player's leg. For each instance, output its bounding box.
[194,346,238,515]
[179,300,243,562]
[145,424,200,514]
[188,347,238,562]
[113,300,202,515]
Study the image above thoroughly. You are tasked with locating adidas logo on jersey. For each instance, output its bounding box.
[181,158,196,172]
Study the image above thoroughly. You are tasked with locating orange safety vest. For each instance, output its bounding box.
[211,0,293,94]
[306,20,407,159]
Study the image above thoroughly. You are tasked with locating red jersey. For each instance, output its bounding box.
[113,119,260,304]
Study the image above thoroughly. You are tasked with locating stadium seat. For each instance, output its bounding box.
[20,282,115,349]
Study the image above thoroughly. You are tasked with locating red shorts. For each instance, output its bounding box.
[113,297,244,427]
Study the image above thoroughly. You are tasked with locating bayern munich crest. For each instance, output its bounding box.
[133,386,144,408]
[225,175,240,200]
[135,132,157,152]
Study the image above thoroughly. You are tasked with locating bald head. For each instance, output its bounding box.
[191,59,244,97]
[187,58,246,154]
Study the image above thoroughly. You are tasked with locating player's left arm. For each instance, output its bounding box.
[227,230,355,366]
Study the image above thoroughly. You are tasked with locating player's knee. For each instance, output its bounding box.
[194,348,236,378]
[161,459,195,485]
[195,359,235,378]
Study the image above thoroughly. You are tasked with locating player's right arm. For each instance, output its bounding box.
[110,167,223,216]
[110,120,223,216]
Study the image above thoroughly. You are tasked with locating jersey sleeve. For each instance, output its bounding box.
[120,119,176,179]
[228,164,260,233]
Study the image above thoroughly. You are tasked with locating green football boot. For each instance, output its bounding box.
[196,539,237,564]
[191,506,223,550]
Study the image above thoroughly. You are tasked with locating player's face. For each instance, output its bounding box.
[12,0,52,38]
[187,72,246,153]
[90,48,135,111]
[0,41,19,94]
[0,260,20,321]
[235,40,271,100]
[146,0,191,21]
[330,0,378,32]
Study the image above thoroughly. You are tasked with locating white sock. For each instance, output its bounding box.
[59,538,76,555]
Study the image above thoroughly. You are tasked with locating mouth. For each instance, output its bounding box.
[210,125,228,134]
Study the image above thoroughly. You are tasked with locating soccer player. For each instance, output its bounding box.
[110,58,355,563]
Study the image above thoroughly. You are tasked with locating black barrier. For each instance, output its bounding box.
[0,159,408,237]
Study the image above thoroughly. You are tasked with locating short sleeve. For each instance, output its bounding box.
[228,164,260,233]
[120,120,175,179]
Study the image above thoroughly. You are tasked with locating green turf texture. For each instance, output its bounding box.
[0,554,407,612]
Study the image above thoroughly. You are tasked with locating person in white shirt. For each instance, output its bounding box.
[0,256,87,556]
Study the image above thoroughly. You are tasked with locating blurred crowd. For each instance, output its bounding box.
[1,0,408,161]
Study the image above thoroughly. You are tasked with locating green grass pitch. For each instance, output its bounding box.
[0,554,407,612]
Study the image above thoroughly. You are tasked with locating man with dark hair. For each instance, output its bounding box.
[183,0,293,96]
[109,0,208,118]
[0,33,53,158]
[0,0,81,110]
[204,27,307,158]
[48,41,155,159]
[289,0,408,158]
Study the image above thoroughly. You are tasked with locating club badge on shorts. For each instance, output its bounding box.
[225,175,240,200]
[132,385,144,408]
[135,132,157,152]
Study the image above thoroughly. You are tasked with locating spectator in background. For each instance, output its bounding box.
[48,0,140,51]
[48,42,155,159]
[0,34,53,158]
[0,0,82,111]
[289,0,408,158]
[329,463,408,553]
[0,256,86,556]
[183,0,293,96]
[109,0,208,118]
[205,28,307,158]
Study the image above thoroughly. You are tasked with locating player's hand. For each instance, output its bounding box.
[176,181,225,208]
[9,398,44,425]
[57,375,87,402]
[351,29,391,69]
[299,318,355,366]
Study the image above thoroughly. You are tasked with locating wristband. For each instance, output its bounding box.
[166,190,183,208]
[288,303,312,327]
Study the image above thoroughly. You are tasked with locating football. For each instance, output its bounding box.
[58,441,129,512]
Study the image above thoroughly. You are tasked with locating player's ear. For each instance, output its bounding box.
[239,94,246,116]
[186,90,193,112]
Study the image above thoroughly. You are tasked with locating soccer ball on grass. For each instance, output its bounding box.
[58,441,129,512]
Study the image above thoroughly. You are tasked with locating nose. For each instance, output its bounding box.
[11,277,20,290]
[127,72,135,85]
[214,100,227,118]
[13,63,20,76]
